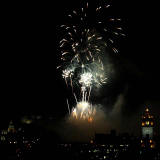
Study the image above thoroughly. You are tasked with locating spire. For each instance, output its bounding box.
[142,106,153,119]
[8,120,16,133]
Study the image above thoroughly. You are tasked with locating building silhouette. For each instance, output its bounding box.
[141,107,155,148]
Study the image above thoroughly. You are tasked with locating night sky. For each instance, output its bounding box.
[1,1,160,134]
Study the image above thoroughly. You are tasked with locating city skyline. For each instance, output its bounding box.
[1,0,160,136]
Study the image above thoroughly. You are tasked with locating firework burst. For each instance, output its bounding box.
[57,0,125,122]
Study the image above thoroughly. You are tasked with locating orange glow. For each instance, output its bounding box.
[142,122,145,126]
[150,139,152,143]
[88,117,93,123]
[151,122,153,125]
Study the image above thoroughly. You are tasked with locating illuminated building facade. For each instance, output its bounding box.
[141,107,154,148]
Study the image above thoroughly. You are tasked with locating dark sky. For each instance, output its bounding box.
[1,0,160,130]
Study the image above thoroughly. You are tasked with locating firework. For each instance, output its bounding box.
[57,0,125,122]
[71,101,96,123]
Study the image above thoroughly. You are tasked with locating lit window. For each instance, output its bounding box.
[142,122,145,126]
[146,121,149,125]
[151,122,153,125]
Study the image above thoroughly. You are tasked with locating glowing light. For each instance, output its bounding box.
[62,68,74,79]
[88,117,93,123]
[79,72,93,88]
[71,101,96,122]
[146,121,149,125]
[90,140,94,144]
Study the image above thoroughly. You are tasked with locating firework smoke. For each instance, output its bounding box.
[65,104,108,142]
[56,92,126,143]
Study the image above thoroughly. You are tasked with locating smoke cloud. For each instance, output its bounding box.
[56,91,127,143]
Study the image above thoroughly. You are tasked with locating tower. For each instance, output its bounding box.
[8,120,16,133]
[141,107,154,148]
[141,107,154,138]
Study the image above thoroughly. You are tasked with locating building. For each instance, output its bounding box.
[8,120,16,133]
[141,107,154,138]
[141,107,155,148]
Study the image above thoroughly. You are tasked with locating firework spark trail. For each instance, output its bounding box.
[66,99,70,115]
[57,0,125,122]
